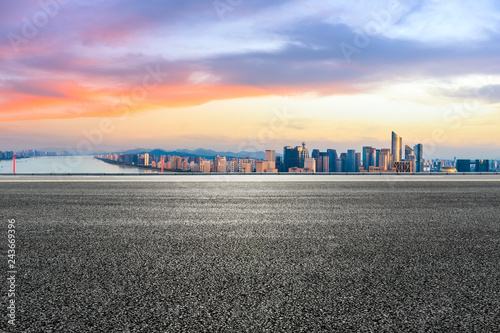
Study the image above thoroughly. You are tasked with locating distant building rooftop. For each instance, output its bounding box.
[439,166,458,173]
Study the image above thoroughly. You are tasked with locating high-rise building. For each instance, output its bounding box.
[227,159,239,173]
[250,159,257,172]
[378,149,392,171]
[340,153,348,172]
[391,131,402,163]
[405,145,416,172]
[265,150,275,162]
[214,155,226,172]
[317,152,329,172]
[456,159,471,172]
[201,160,211,173]
[284,143,309,171]
[144,153,150,166]
[414,144,424,172]
[283,146,299,171]
[312,149,321,171]
[297,142,309,168]
[174,156,183,170]
[362,146,372,168]
[328,149,338,172]
[475,160,490,172]
[365,148,377,168]
[347,150,356,172]
[275,156,283,172]
[405,145,414,159]
[355,152,361,172]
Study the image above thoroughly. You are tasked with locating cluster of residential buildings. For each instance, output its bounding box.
[96,150,279,173]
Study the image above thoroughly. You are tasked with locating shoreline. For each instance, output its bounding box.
[95,157,179,173]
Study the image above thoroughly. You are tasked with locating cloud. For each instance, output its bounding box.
[2,0,500,123]
[198,20,500,92]
[439,84,500,103]
[0,80,272,122]
[387,0,500,43]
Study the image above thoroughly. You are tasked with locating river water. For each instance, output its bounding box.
[0,156,149,173]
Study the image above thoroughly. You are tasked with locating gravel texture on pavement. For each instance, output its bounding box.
[1,181,499,332]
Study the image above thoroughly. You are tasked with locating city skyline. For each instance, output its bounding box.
[87,131,497,173]
[94,142,497,173]
[2,130,499,173]
[1,1,500,158]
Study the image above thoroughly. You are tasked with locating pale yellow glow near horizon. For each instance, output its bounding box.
[2,80,499,155]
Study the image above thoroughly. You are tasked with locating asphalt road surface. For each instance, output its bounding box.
[1,179,499,332]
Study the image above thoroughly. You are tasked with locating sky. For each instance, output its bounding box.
[1,0,500,159]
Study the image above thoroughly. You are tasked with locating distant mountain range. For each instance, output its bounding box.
[117,148,271,160]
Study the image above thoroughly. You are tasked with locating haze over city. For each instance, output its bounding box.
[1,0,500,158]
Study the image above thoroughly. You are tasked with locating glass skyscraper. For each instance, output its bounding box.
[328,149,338,172]
[317,152,329,172]
[340,153,348,172]
[347,149,356,172]
[283,146,299,171]
[475,160,490,172]
[414,144,423,172]
[456,159,471,172]
[362,146,372,169]
[283,143,309,171]
[297,142,309,168]
[355,152,361,172]
[365,148,377,169]
[391,131,402,162]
